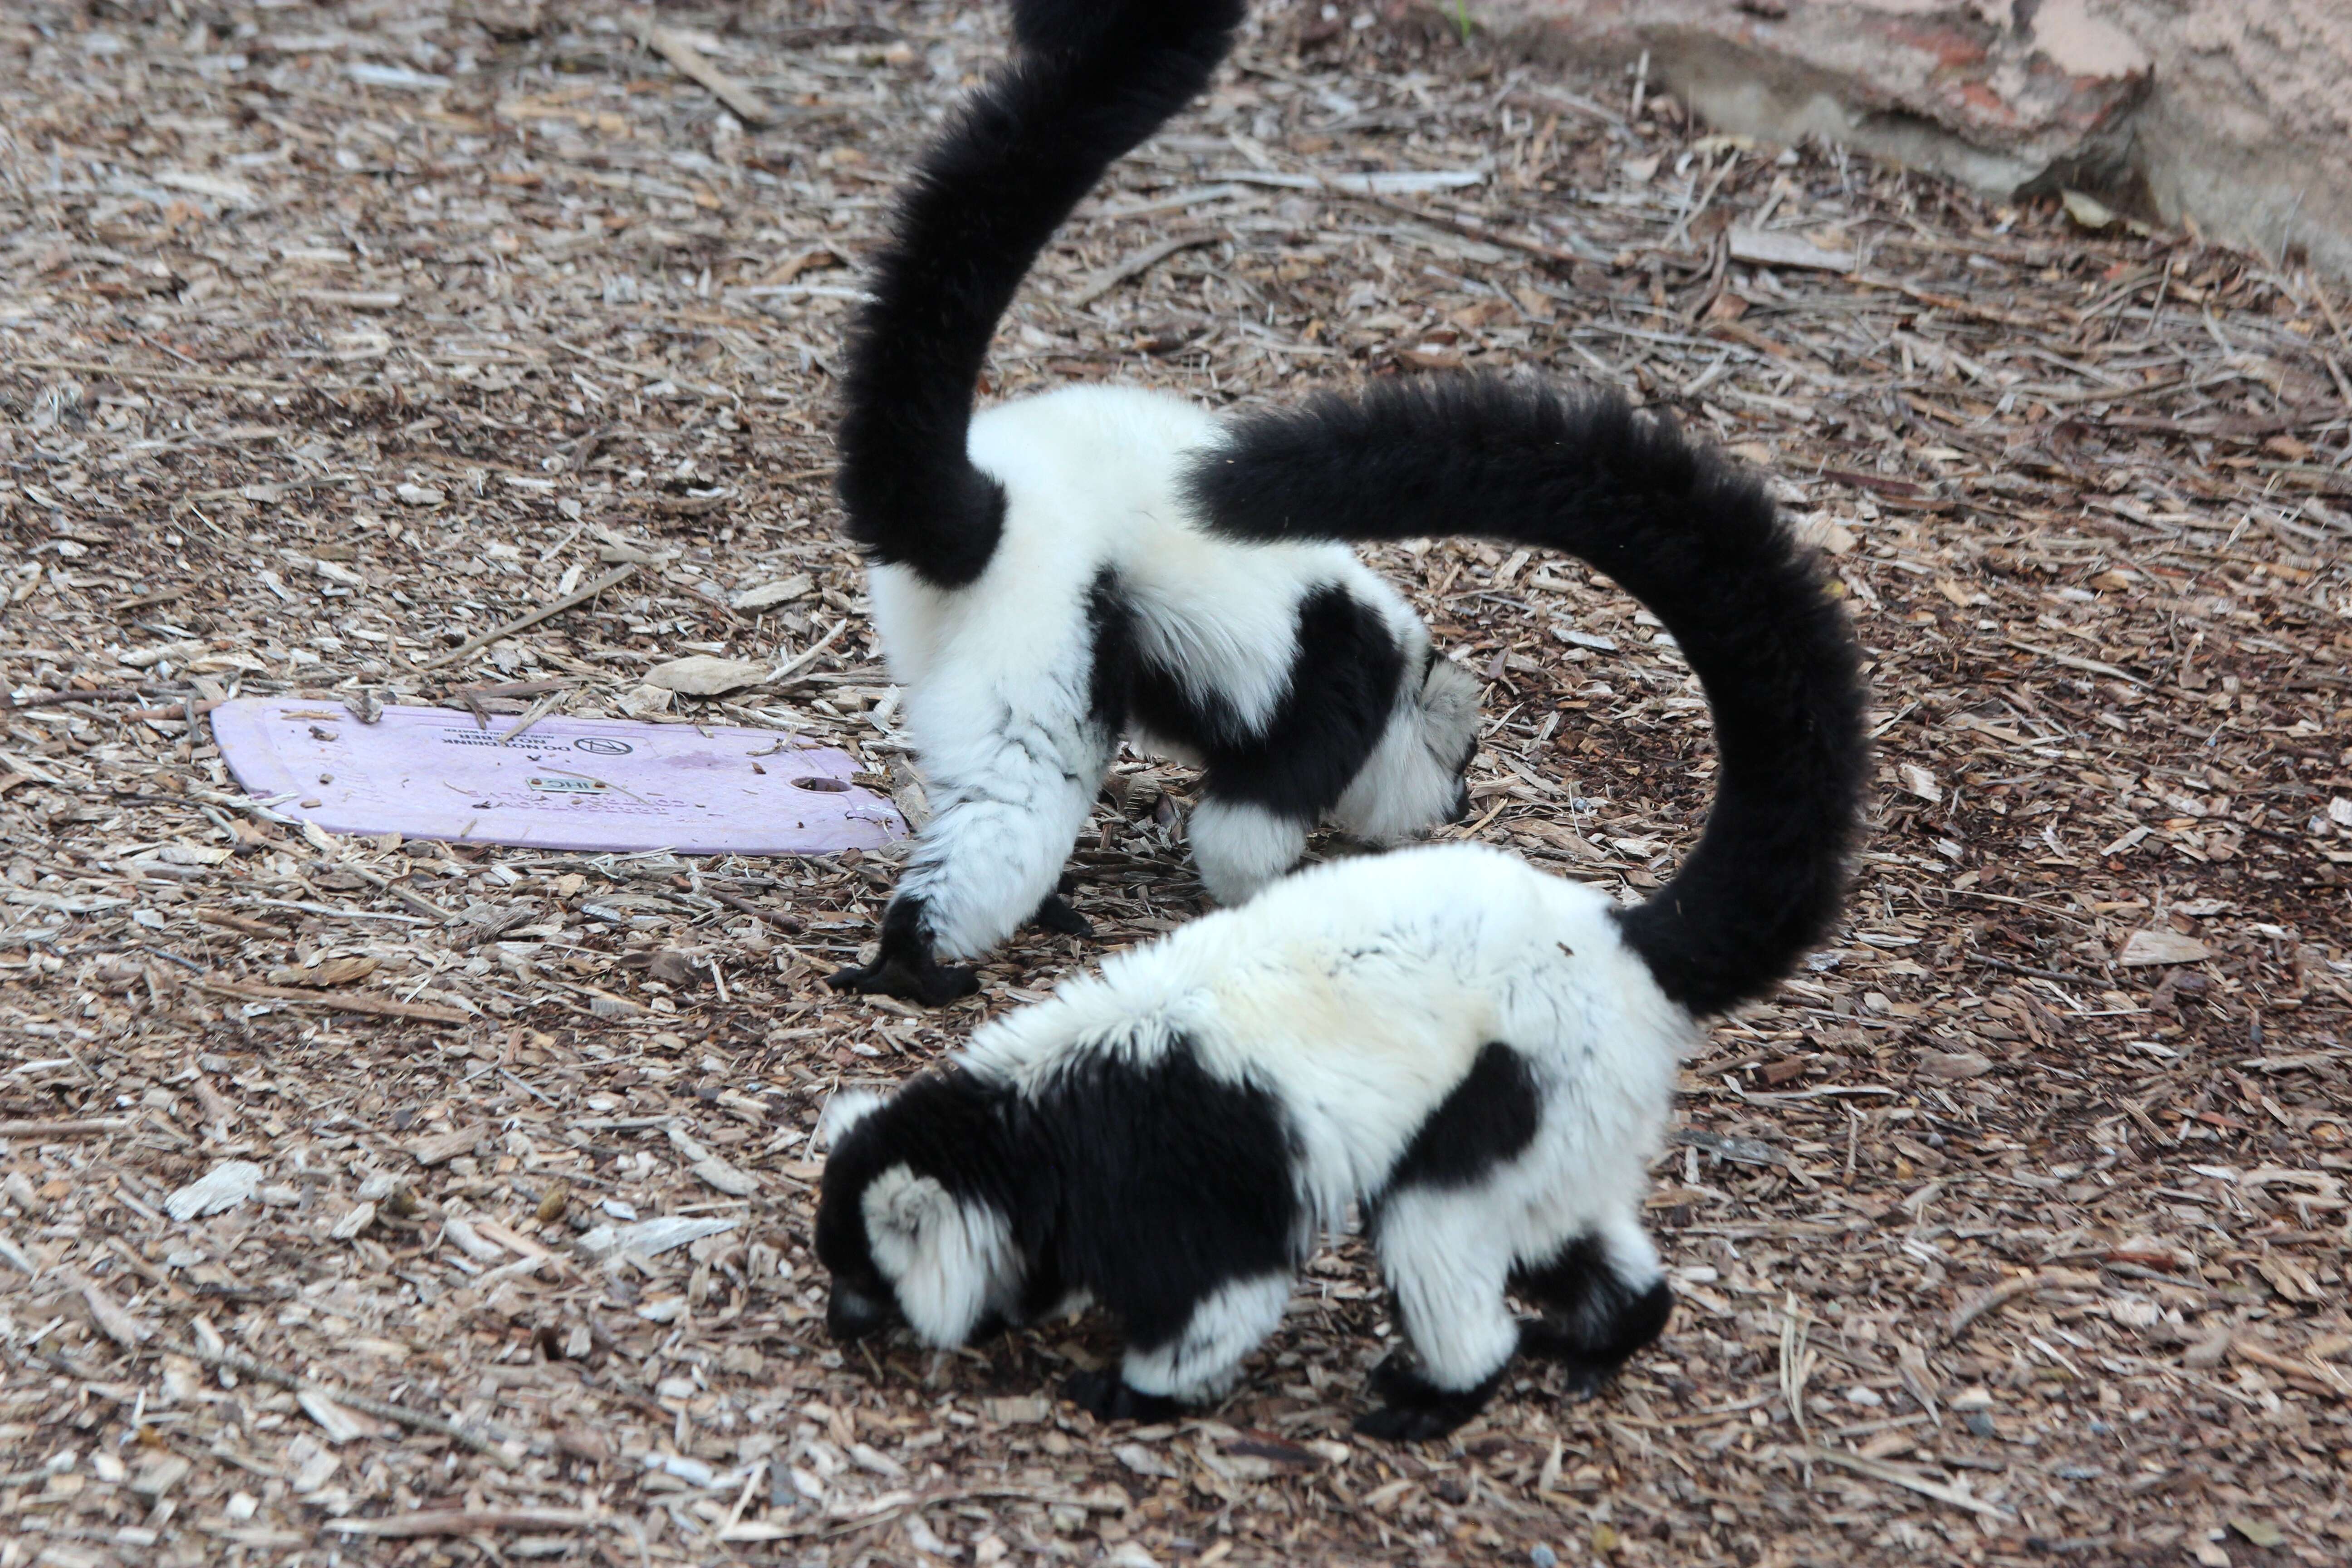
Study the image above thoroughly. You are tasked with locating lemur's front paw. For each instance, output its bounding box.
[1352,1351,1502,1443]
[1063,1370,1183,1424]
[1029,892,1093,938]
[825,954,980,1007]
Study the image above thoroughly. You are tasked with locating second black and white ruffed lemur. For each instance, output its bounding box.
[829,0,1475,1004]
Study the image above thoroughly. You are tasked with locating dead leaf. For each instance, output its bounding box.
[2254,1252,2322,1304]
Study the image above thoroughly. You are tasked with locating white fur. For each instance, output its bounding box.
[1122,1273,1293,1401]
[813,1088,887,1150]
[864,383,1475,960]
[956,841,1694,1392]
[1333,653,1482,845]
[1185,796,1310,906]
[862,1166,1019,1346]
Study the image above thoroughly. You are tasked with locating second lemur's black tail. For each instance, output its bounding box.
[837,0,1245,590]
[1186,376,1867,1017]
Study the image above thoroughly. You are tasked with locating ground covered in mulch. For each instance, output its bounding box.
[4,2,2351,1566]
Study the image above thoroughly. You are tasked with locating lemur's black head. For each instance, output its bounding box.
[812,1072,1025,1348]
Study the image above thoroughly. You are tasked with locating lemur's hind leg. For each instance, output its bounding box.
[1512,1215,1673,1400]
[1357,1188,1523,1442]
[828,717,1113,1005]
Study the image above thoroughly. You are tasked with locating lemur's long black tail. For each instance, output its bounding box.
[1186,376,1867,1017]
[837,0,1245,589]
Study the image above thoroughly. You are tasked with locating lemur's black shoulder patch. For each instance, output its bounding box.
[1028,1036,1302,1355]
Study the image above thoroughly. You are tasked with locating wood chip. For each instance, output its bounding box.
[327,1509,597,1538]
[2119,928,2214,966]
[636,21,771,126]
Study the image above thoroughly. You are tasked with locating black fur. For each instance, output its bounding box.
[1031,1041,1301,1354]
[836,0,1246,588]
[1083,566,1137,737]
[1381,1042,1540,1194]
[1513,1235,1676,1397]
[1030,892,1093,937]
[1063,1368,1184,1425]
[1188,375,1868,1015]
[816,1036,1303,1372]
[1354,1351,1512,1442]
[825,894,980,1007]
[1122,582,1406,831]
[815,1068,1009,1298]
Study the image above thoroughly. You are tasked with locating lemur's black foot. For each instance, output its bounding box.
[828,895,981,1006]
[1517,1323,1623,1402]
[1352,1351,1506,1443]
[825,953,979,1006]
[1063,1369,1183,1424]
[1513,1276,1672,1403]
[1029,892,1092,937]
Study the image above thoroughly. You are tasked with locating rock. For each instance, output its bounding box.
[165,1159,264,1221]
[2061,188,2125,232]
[1472,0,2352,284]
[1476,0,2145,192]
[646,655,770,696]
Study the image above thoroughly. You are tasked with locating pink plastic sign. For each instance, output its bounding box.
[209,699,905,855]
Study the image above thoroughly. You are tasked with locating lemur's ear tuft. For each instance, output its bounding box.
[815,1088,888,1150]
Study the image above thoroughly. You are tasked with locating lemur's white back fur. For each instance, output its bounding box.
[967,842,1687,1230]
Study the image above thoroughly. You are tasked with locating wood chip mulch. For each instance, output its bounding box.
[3,4,2349,1566]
